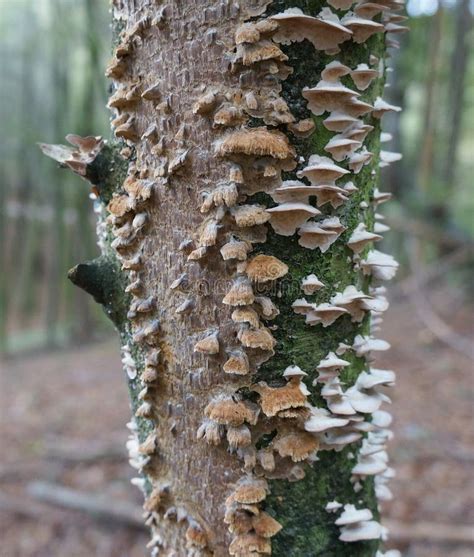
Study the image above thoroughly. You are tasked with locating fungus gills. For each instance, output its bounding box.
[41,0,407,555]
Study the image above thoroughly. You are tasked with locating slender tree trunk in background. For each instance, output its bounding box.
[69,0,105,343]
[10,17,37,328]
[46,0,73,346]
[43,1,405,555]
[417,6,442,192]
[442,0,472,196]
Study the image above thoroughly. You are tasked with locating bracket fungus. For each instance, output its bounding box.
[298,217,346,252]
[267,202,321,236]
[347,223,383,253]
[39,134,104,178]
[302,81,360,116]
[298,154,350,185]
[336,504,384,542]
[350,63,379,90]
[301,274,325,295]
[245,255,288,283]
[271,8,352,54]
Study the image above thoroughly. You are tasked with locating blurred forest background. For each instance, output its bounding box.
[0,1,473,556]
[0,0,473,353]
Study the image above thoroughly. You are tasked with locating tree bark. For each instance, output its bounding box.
[43,1,405,555]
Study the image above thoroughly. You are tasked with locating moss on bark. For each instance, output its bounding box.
[246,5,388,555]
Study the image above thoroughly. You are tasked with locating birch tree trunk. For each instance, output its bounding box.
[42,1,406,555]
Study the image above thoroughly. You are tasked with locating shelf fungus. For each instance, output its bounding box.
[204,397,260,428]
[271,8,352,54]
[298,154,350,185]
[301,274,325,295]
[216,127,295,167]
[193,332,220,355]
[350,63,379,90]
[245,254,288,283]
[297,217,346,252]
[267,202,321,236]
[252,375,309,418]
[302,80,360,116]
[335,504,385,542]
[39,134,104,178]
[360,249,399,281]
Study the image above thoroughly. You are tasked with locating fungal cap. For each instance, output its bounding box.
[311,303,349,327]
[185,524,208,548]
[273,431,319,462]
[227,424,252,449]
[223,350,250,375]
[324,137,362,161]
[301,274,325,294]
[317,351,350,371]
[205,398,259,426]
[238,326,276,351]
[223,278,255,306]
[302,82,360,116]
[321,60,351,81]
[292,298,314,315]
[283,365,307,378]
[232,307,261,329]
[193,332,219,355]
[373,96,402,118]
[254,296,280,320]
[267,202,321,236]
[236,39,288,66]
[339,520,383,541]
[354,2,388,18]
[336,504,373,525]
[271,180,321,203]
[232,204,271,227]
[229,533,271,556]
[341,14,385,43]
[347,223,383,253]
[233,478,268,504]
[252,380,307,417]
[297,218,346,252]
[325,500,343,512]
[323,111,359,132]
[107,194,133,217]
[245,254,288,283]
[271,8,353,54]
[288,118,316,137]
[360,250,399,280]
[305,407,350,432]
[235,22,261,44]
[350,63,379,90]
[216,127,295,161]
[298,154,349,185]
[252,512,283,538]
[220,239,252,261]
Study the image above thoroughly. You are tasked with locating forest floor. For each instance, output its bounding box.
[1,284,473,557]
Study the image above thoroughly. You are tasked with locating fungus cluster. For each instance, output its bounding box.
[187,0,405,552]
[96,0,407,553]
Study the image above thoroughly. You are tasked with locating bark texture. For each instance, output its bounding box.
[43,1,406,555]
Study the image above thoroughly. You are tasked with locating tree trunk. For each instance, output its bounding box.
[442,0,472,191]
[43,1,405,555]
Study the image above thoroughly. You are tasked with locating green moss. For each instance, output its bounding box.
[86,143,129,204]
[68,255,130,329]
[266,449,380,557]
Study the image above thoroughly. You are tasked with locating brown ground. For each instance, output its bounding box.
[1,284,473,557]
